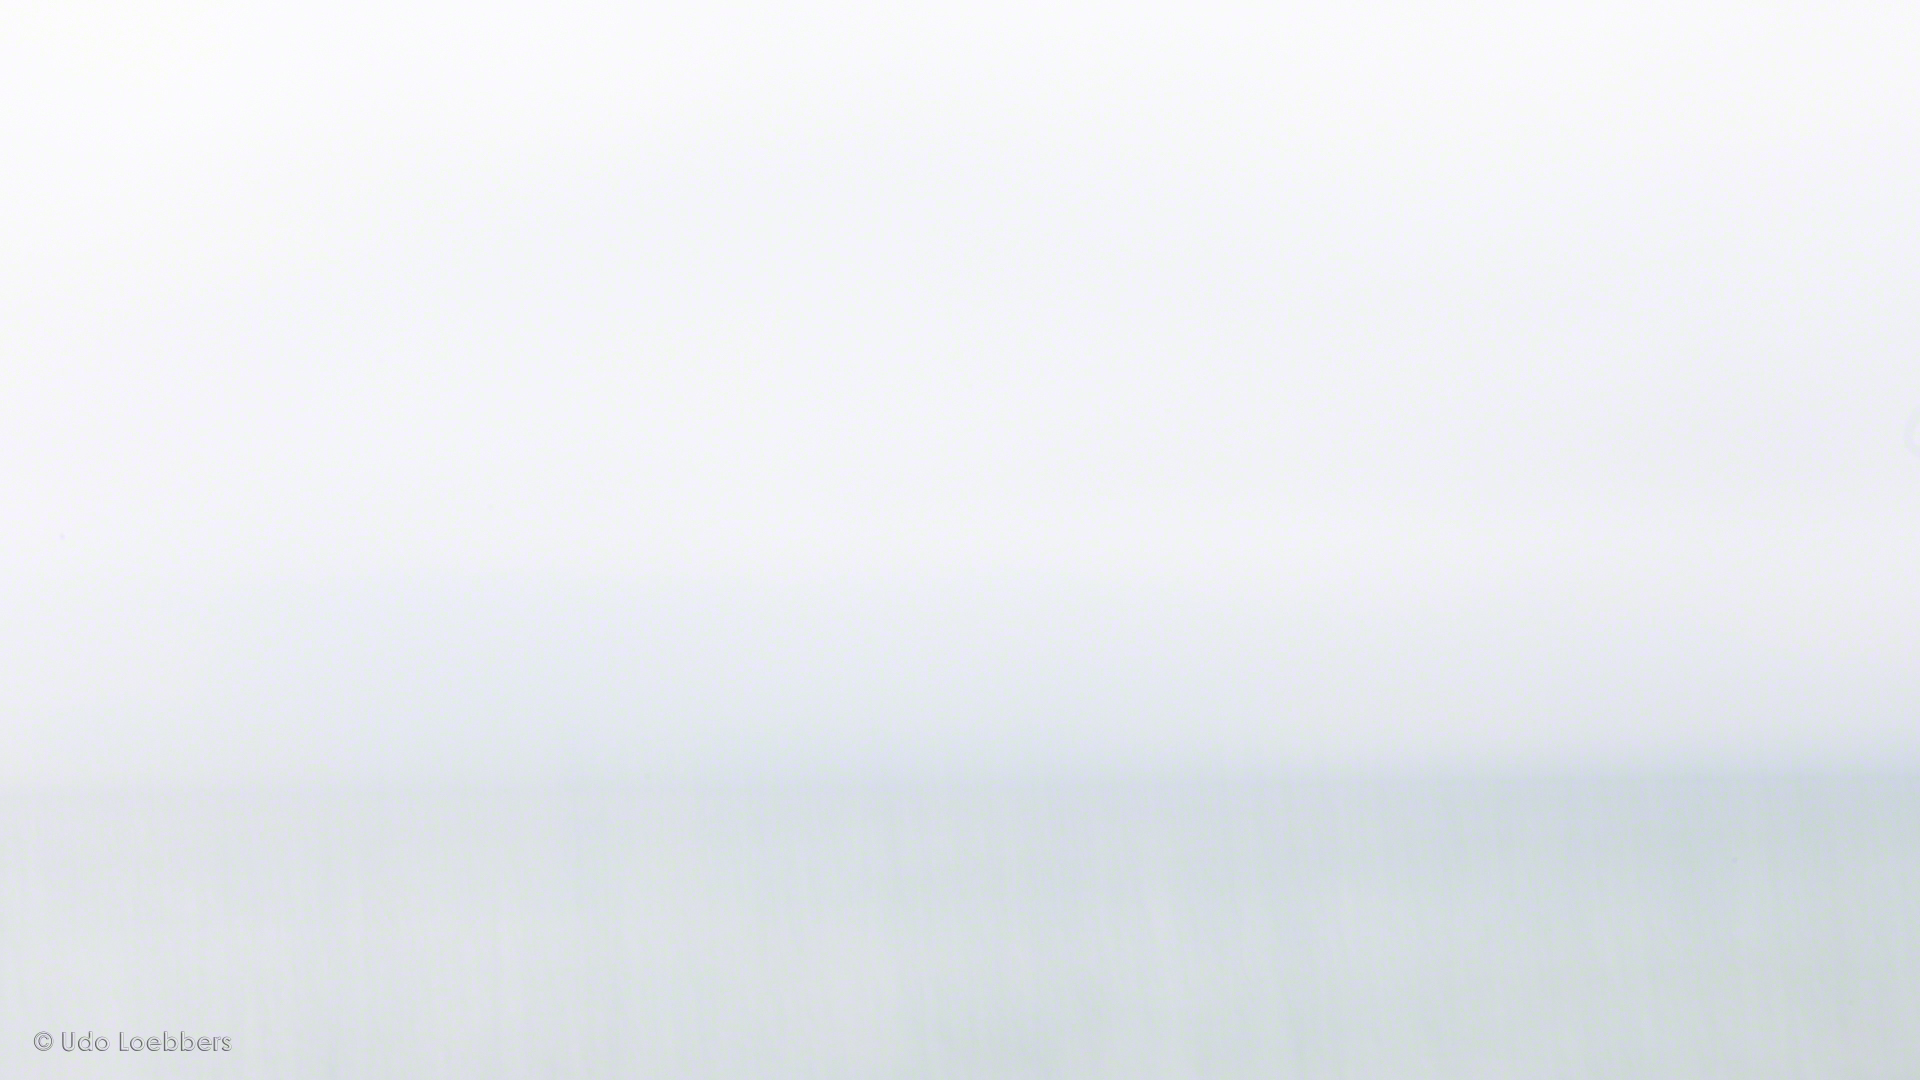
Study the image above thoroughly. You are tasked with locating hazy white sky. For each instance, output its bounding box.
[4,0,1919,782]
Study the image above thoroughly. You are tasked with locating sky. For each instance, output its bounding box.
[3,0,1919,784]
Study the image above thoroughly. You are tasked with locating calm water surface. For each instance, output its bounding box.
[4,775,1916,1077]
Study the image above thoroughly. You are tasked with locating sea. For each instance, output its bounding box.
[4,774,1917,1077]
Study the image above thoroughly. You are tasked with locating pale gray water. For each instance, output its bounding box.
[5,775,1918,1077]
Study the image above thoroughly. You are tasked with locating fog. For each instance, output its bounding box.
[9,3,1920,1076]
[4,0,1919,779]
